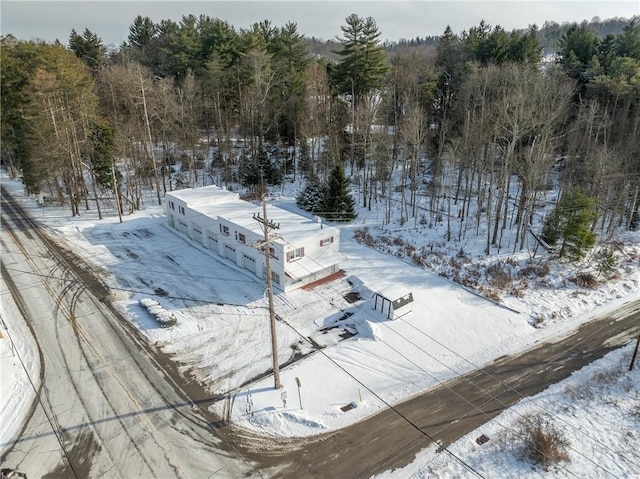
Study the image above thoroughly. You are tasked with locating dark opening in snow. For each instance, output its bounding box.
[343,291,361,303]
[340,403,356,412]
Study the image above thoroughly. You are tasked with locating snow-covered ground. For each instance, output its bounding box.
[375,342,640,478]
[0,274,38,450]
[1,168,639,477]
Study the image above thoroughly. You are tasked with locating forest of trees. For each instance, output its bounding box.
[1,13,639,258]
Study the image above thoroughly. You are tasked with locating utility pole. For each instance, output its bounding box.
[629,332,640,371]
[253,197,281,389]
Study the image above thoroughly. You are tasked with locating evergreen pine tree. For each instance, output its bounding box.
[68,28,107,71]
[542,187,598,262]
[88,119,116,188]
[296,175,326,213]
[331,14,389,105]
[558,24,600,83]
[323,164,356,222]
[593,247,617,277]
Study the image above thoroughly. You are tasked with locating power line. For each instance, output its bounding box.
[11,186,636,474]
[396,314,640,470]
[0,266,274,314]
[275,239,630,476]
[257,245,489,476]
[374,318,624,478]
[265,302,487,478]
[0,273,81,479]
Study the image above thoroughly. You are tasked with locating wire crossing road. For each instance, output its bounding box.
[251,299,639,478]
[2,184,639,479]
[0,187,252,478]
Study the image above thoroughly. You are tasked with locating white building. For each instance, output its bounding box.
[372,285,414,320]
[166,185,341,291]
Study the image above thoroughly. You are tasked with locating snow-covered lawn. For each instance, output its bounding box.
[1,169,639,477]
[376,343,640,478]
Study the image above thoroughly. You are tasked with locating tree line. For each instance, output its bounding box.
[1,13,638,259]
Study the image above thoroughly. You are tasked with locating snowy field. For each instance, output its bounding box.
[1,168,639,476]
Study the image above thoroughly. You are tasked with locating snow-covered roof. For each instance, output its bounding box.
[167,185,238,206]
[230,205,336,246]
[377,285,412,301]
[169,185,338,245]
[200,200,261,222]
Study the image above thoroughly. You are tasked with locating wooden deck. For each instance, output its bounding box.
[301,270,345,290]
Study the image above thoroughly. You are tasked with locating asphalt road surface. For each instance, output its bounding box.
[0,187,253,478]
[2,185,638,479]
[252,300,640,478]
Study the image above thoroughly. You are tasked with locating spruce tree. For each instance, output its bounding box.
[558,24,600,83]
[88,119,116,188]
[323,164,356,222]
[296,175,326,214]
[68,28,107,71]
[332,14,389,105]
[542,188,598,262]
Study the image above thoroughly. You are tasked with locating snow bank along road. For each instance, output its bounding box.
[2,183,639,479]
[0,186,252,478]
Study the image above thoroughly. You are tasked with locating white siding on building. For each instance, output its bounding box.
[166,185,340,291]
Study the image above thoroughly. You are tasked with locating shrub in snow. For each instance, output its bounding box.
[139,297,176,327]
[353,227,375,247]
[510,287,525,298]
[593,247,618,277]
[532,315,545,328]
[591,365,624,387]
[519,261,550,278]
[486,261,513,289]
[519,415,570,471]
[573,272,598,289]
[478,286,501,303]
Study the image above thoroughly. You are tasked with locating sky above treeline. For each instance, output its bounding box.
[2,1,639,47]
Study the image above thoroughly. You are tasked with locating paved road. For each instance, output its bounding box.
[251,299,640,478]
[0,187,253,478]
[2,184,639,479]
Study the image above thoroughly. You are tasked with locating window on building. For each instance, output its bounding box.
[320,236,334,246]
[238,233,246,244]
[286,247,305,262]
[221,225,229,236]
[170,201,175,210]
[260,245,278,260]
[271,271,280,285]
[179,206,185,215]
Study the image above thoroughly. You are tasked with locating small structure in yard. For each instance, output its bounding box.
[371,285,414,319]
